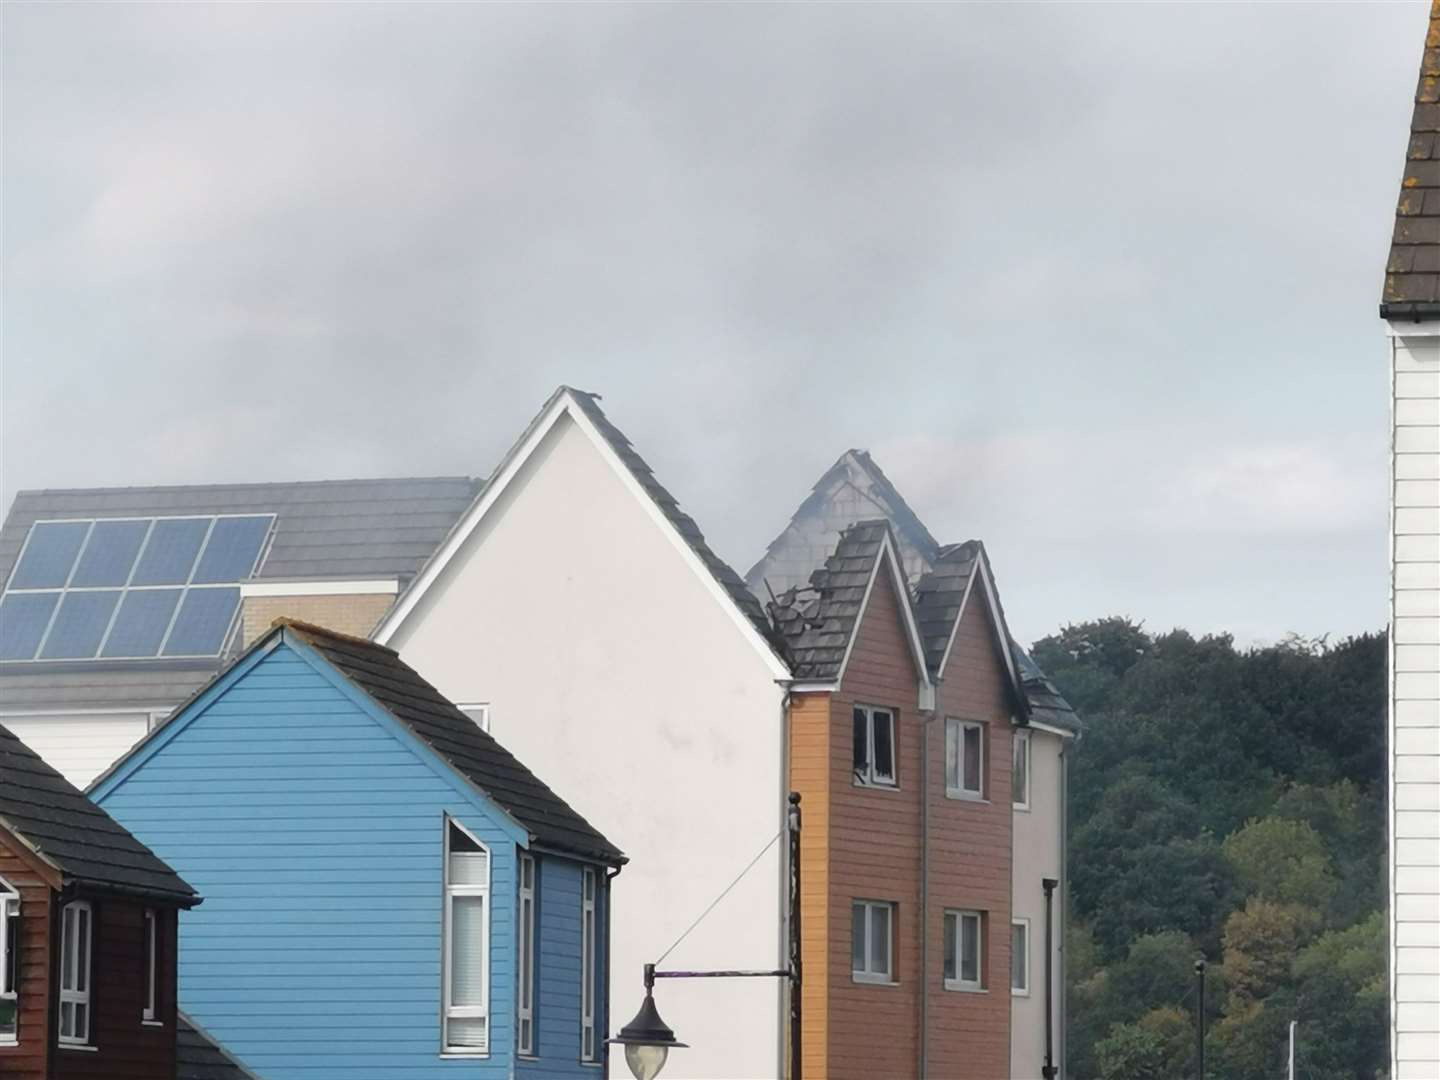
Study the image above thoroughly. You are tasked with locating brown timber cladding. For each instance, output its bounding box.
[927,596,1013,1080]
[789,691,832,1080]
[0,838,53,1080]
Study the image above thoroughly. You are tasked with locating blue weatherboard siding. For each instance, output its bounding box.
[92,641,605,1079]
[518,858,607,1077]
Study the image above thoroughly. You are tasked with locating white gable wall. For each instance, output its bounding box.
[1,711,157,789]
[385,412,788,1079]
[1389,330,1440,1080]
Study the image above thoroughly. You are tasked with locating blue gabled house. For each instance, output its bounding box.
[88,619,625,1079]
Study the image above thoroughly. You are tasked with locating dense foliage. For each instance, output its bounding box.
[1031,618,1388,1080]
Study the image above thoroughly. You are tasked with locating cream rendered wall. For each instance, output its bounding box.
[1389,331,1440,1080]
[385,413,789,1080]
[1011,728,1066,1080]
[1,712,152,788]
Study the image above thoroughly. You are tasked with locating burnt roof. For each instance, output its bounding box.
[768,519,897,681]
[0,722,198,904]
[177,1013,264,1080]
[282,621,623,865]
[1383,1,1440,320]
[566,389,788,659]
[913,541,982,677]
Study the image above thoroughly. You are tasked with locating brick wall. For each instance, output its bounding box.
[241,594,393,645]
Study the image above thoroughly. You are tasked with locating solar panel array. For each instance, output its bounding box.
[0,515,274,662]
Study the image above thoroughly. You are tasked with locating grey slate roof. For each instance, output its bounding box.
[746,449,940,603]
[0,722,198,904]
[0,475,482,590]
[566,389,788,658]
[281,621,624,866]
[913,542,982,676]
[1383,1,1440,320]
[0,665,216,712]
[767,520,895,681]
[1013,645,1082,734]
[177,1013,263,1080]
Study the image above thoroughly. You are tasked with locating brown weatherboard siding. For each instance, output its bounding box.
[826,569,924,1080]
[928,596,1013,1080]
[0,835,55,1080]
[53,898,179,1080]
[789,690,832,1080]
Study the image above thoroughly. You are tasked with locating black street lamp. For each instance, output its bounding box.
[609,793,803,1080]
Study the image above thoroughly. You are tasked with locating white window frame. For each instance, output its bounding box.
[142,908,158,1023]
[1012,730,1031,811]
[580,867,598,1063]
[58,901,92,1045]
[851,899,896,984]
[442,819,490,1056]
[517,853,536,1057]
[945,718,987,800]
[1,875,17,1045]
[1011,918,1030,996]
[852,705,898,789]
[457,703,491,733]
[944,909,985,992]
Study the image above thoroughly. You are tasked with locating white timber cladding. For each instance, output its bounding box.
[1012,729,1067,1080]
[1389,330,1440,1080]
[382,412,787,1079]
[0,712,153,789]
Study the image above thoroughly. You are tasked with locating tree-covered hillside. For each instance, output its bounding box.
[1031,619,1388,1080]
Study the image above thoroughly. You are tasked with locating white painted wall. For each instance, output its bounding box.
[1389,331,1440,1080]
[385,413,789,1080]
[1,712,152,789]
[1012,728,1067,1080]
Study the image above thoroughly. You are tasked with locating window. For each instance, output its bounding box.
[1011,920,1030,995]
[943,910,984,991]
[580,868,598,1062]
[851,900,895,983]
[443,821,490,1054]
[852,706,897,788]
[59,902,92,1044]
[1,877,17,1044]
[458,704,491,733]
[517,854,536,1056]
[142,908,158,1022]
[1012,730,1030,809]
[945,719,986,799]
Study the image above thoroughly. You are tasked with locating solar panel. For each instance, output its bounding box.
[70,519,150,587]
[0,592,60,661]
[0,514,273,662]
[40,591,121,659]
[9,521,90,588]
[162,588,240,657]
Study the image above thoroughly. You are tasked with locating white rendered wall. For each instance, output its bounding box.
[386,413,788,1080]
[1,712,151,789]
[1390,332,1440,1080]
[1012,729,1066,1080]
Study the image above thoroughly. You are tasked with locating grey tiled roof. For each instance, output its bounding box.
[0,722,198,904]
[177,1013,263,1080]
[767,520,894,681]
[913,542,981,676]
[1013,645,1082,734]
[0,665,216,712]
[1383,2,1440,320]
[282,621,625,865]
[567,389,788,658]
[0,475,482,590]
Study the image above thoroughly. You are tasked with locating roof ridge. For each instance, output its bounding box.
[275,617,397,654]
[10,475,480,499]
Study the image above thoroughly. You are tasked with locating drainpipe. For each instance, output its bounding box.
[604,863,623,1077]
[1042,877,1058,1080]
[1059,738,1073,1079]
[919,697,938,1080]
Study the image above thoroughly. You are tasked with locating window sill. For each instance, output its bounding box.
[945,789,988,803]
[851,973,899,987]
[1012,988,1031,997]
[142,1019,165,1028]
[853,779,899,792]
[59,1043,98,1052]
[1013,803,1031,813]
[0,1038,18,1048]
[441,1051,490,1059]
[943,980,987,994]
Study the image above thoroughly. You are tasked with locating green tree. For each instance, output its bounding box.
[1094,1023,1167,1080]
[1222,817,1336,909]
[1221,898,1318,1005]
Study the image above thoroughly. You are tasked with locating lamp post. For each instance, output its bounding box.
[1194,959,1207,1080]
[610,793,802,1080]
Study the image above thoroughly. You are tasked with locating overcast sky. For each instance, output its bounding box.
[0,2,1424,648]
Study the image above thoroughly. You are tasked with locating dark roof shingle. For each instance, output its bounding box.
[0,722,198,904]
[280,622,624,865]
[1383,2,1440,319]
[177,1013,263,1080]
[767,520,893,681]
